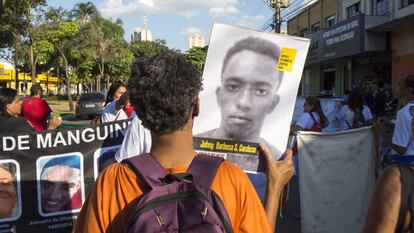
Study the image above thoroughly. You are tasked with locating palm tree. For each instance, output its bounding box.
[45,7,67,24]
[71,2,98,26]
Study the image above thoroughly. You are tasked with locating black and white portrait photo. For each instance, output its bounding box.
[194,24,310,172]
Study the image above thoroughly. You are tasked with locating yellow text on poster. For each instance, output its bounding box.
[276,48,297,72]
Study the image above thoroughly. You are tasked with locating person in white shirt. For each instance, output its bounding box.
[104,81,127,106]
[101,91,133,123]
[377,74,414,164]
[336,89,373,130]
[291,96,329,134]
[115,115,152,161]
[101,81,131,123]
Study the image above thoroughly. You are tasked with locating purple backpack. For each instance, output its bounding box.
[123,153,234,233]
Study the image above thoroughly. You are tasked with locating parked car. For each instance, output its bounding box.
[75,92,106,119]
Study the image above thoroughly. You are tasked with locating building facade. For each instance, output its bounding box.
[0,62,61,95]
[287,0,410,97]
[188,33,205,49]
[366,0,414,93]
[131,16,153,42]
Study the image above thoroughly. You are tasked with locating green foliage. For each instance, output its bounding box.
[185,46,208,72]
[47,21,79,43]
[106,45,134,83]
[130,39,170,62]
[71,2,98,26]
[0,0,46,48]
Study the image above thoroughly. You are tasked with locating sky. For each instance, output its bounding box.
[46,0,315,52]
[46,0,272,52]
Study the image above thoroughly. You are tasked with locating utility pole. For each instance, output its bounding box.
[269,0,289,33]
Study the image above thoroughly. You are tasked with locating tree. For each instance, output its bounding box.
[130,39,170,62]
[106,44,134,83]
[47,21,79,111]
[0,0,46,87]
[45,6,66,24]
[71,2,98,27]
[185,46,208,72]
[76,16,126,91]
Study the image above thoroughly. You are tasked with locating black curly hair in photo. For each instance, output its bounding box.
[129,52,202,135]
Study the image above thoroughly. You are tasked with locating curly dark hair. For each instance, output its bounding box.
[129,52,202,135]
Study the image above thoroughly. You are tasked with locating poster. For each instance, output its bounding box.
[297,127,375,233]
[0,120,130,233]
[194,23,311,172]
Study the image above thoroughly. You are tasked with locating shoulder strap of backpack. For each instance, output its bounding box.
[188,154,224,191]
[345,119,352,129]
[396,164,414,233]
[123,153,168,189]
[309,112,318,125]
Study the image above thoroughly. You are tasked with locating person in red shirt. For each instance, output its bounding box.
[21,84,54,131]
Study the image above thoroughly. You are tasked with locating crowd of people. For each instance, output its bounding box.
[0,49,413,232]
[0,84,62,133]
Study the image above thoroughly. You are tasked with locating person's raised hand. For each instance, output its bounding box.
[48,116,62,130]
[115,92,129,111]
[260,145,294,190]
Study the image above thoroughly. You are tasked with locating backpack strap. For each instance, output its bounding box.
[123,153,168,189]
[309,112,317,124]
[188,154,224,191]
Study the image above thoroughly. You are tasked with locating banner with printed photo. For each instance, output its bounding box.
[193,23,310,173]
[0,120,130,233]
[297,127,375,233]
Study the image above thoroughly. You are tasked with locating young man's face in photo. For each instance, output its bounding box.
[217,50,280,139]
[40,165,80,213]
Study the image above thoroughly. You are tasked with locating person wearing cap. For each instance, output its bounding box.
[40,155,82,213]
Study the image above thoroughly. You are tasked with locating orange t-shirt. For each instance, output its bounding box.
[74,161,272,233]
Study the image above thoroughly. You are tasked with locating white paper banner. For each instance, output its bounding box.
[297,127,375,233]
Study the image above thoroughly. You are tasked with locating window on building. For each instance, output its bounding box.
[325,15,336,27]
[311,22,321,33]
[373,0,389,15]
[300,28,308,36]
[400,0,414,8]
[322,70,336,93]
[347,2,361,18]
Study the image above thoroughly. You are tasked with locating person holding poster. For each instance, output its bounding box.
[198,36,282,156]
[39,156,82,214]
[74,52,294,233]
[0,164,17,219]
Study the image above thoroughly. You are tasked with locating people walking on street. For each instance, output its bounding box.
[336,89,373,130]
